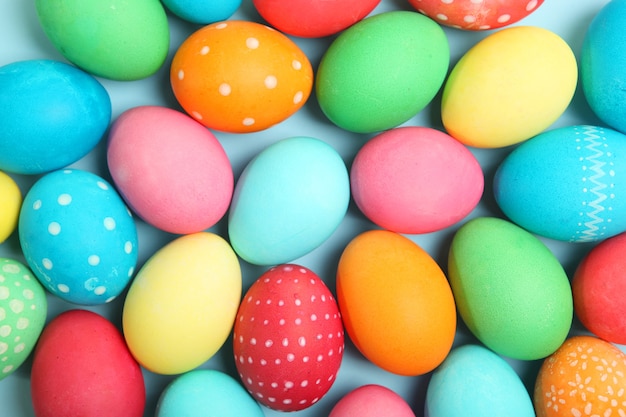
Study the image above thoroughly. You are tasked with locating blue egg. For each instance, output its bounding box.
[156,369,264,417]
[581,0,626,134]
[425,344,534,417]
[228,136,350,265]
[18,169,138,305]
[0,59,111,175]
[494,125,626,242]
[161,0,241,24]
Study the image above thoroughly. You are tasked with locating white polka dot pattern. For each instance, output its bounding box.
[233,264,344,412]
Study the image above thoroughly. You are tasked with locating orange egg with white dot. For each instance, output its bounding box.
[534,335,626,417]
[170,20,313,133]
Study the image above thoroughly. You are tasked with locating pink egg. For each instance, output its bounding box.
[329,384,415,417]
[573,232,626,344]
[350,126,484,234]
[107,106,233,234]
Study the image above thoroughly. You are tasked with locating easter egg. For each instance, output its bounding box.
[0,258,47,381]
[35,0,169,80]
[316,10,449,133]
[19,169,138,305]
[581,0,626,135]
[329,385,416,417]
[252,0,381,38]
[0,60,111,175]
[572,232,626,344]
[233,264,344,411]
[31,309,145,417]
[156,369,264,417]
[534,335,626,417]
[228,136,349,266]
[407,0,544,30]
[122,232,241,375]
[448,217,573,360]
[426,344,535,417]
[170,20,313,133]
[350,126,483,234]
[0,172,21,243]
[441,25,577,148]
[336,230,456,376]
[107,106,234,234]
[494,125,626,243]
[161,0,241,24]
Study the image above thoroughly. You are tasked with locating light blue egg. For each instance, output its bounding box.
[494,125,626,242]
[228,136,350,266]
[581,0,626,134]
[18,169,138,305]
[161,0,241,24]
[425,344,534,417]
[0,60,111,175]
[156,369,264,417]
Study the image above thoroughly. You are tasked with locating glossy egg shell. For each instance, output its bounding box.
[573,232,626,344]
[494,125,626,242]
[18,169,138,305]
[171,20,313,133]
[252,0,381,38]
[0,172,21,243]
[0,258,47,381]
[233,264,344,412]
[408,0,544,30]
[161,0,242,24]
[350,126,483,234]
[30,309,145,417]
[534,335,626,417]
[336,230,456,376]
[0,60,111,175]
[107,105,234,234]
[329,384,416,417]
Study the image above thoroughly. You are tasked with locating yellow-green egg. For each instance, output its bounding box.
[0,258,47,381]
[441,26,577,148]
[0,172,21,244]
[122,232,241,375]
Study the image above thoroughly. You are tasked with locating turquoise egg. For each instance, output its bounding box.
[156,369,264,417]
[494,125,626,242]
[426,344,535,417]
[228,137,350,265]
[0,60,111,175]
[19,169,138,305]
[161,0,242,24]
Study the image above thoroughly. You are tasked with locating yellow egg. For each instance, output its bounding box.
[0,171,21,243]
[441,26,577,148]
[122,232,241,375]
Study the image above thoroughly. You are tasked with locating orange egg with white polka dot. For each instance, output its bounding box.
[534,335,626,417]
[170,20,313,133]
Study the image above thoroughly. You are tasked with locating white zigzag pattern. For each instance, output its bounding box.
[578,126,607,242]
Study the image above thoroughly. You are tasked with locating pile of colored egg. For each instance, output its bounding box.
[2,0,626,416]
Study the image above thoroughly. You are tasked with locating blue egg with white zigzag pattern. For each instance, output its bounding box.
[494,125,626,243]
[18,169,138,305]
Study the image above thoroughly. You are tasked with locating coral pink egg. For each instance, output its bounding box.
[329,385,416,417]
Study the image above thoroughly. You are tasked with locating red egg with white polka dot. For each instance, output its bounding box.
[233,264,344,412]
[170,20,313,133]
[407,0,544,30]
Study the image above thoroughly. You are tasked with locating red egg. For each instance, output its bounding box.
[573,232,626,344]
[31,309,145,417]
[233,264,344,412]
[407,0,544,30]
[252,0,381,38]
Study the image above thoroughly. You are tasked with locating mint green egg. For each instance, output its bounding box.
[316,10,449,133]
[35,0,169,81]
[448,217,573,360]
[0,258,47,381]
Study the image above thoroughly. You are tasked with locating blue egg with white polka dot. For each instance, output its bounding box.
[18,169,138,305]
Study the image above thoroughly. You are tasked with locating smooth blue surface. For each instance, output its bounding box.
[161,0,242,24]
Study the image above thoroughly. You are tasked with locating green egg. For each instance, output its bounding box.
[315,10,449,134]
[0,258,47,380]
[448,217,573,361]
[35,0,169,81]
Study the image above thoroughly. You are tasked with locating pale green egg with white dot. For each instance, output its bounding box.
[0,258,47,381]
